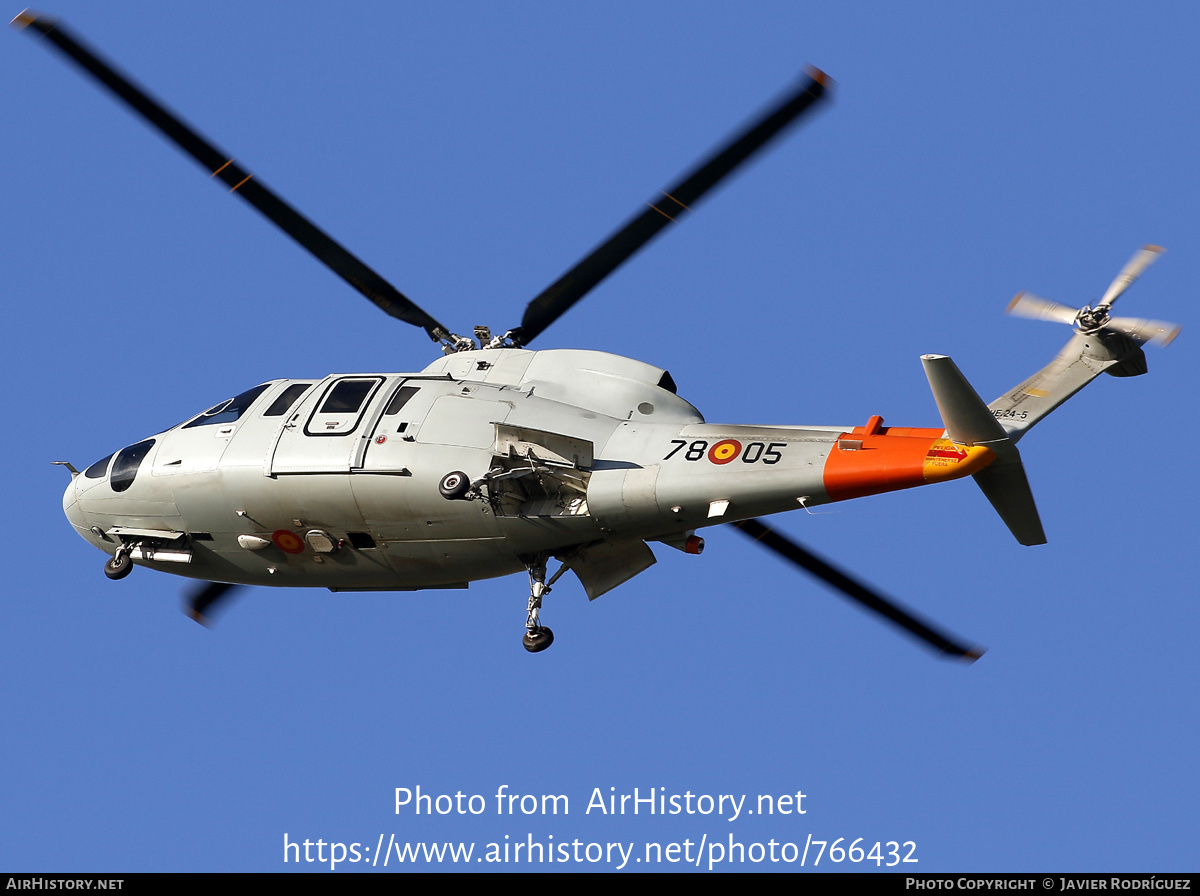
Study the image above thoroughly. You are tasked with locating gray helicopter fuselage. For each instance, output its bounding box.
[63,349,847,593]
[24,13,1176,657]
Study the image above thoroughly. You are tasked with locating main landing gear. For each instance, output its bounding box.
[522,554,559,653]
[523,626,554,653]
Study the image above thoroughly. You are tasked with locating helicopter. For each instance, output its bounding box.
[19,11,1180,659]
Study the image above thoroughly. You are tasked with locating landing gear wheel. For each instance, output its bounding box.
[438,471,470,500]
[523,626,555,653]
[104,553,132,580]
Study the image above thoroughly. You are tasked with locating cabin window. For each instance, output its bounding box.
[84,453,114,480]
[319,379,375,414]
[183,383,272,429]
[384,386,420,416]
[110,439,156,493]
[264,383,313,417]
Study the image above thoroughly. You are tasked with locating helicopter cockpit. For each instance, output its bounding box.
[73,383,278,489]
[180,384,272,429]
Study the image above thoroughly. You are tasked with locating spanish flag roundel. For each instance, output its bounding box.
[708,439,742,465]
[272,529,306,554]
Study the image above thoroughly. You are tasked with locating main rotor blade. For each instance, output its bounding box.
[730,518,984,661]
[513,68,831,346]
[1097,244,1164,309]
[185,580,241,627]
[14,11,451,342]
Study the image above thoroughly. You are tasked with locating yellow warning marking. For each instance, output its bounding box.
[229,173,253,193]
[211,158,234,178]
[922,442,995,482]
[1023,388,1050,398]
[11,10,37,28]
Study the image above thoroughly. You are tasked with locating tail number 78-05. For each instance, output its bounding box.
[664,439,786,465]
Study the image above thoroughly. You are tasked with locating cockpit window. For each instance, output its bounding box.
[84,453,114,480]
[264,383,313,417]
[110,439,155,493]
[182,384,272,429]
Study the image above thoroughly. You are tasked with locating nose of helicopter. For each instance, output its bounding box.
[61,469,110,553]
[62,474,90,539]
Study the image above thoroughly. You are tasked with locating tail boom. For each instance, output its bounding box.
[988,330,1150,444]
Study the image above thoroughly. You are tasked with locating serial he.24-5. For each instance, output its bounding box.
[20,11,1179,659]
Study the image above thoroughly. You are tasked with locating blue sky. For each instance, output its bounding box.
[2,1,1196,872]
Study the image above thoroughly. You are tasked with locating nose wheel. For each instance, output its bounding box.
[104,547,133,580]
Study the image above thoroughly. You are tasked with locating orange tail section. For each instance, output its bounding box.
[822,415,994,502]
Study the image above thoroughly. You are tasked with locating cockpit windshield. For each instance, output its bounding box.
[181,383,271,429]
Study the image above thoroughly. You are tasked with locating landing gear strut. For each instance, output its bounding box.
[522,554,555,653]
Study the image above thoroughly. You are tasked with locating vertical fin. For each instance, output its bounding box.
[921,355,1046,546]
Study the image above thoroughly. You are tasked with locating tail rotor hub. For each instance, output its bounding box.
[1076,305,1109,332]
[1007,246,1180,348]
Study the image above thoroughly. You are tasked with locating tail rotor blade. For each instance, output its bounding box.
[185,581,241,626]
[1105,315,1182,347]
[730,518,983,661]
[1006,291,1079,325]
[1097,244,1165,309]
